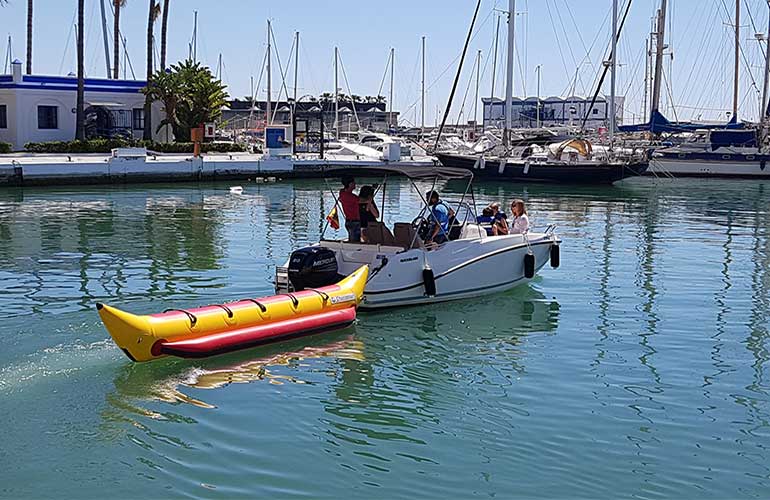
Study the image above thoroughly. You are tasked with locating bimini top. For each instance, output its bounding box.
[322,164,472,180]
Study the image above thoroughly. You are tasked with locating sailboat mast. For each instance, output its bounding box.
[99,0,111,77]
[474,50,481,130]
[503,0,516,147]
[609,0,618,145]
[536,64,542,127]
[3,36,11,74]
[762,6,770,120]
[293,31,299,155]
[266,20,272,126]
[490,14,500,101]
[193,11,198,62]
[643,37,650,121]
[389,47,395,129]
[334,47,339,140]
[421,36,426,137]
[293,31,299,103]
[732,0,740,120]
[650,0,667,119]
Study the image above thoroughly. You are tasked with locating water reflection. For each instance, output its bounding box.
[0,188,228,317]
[320,288,559,458]
[3,178,770,497]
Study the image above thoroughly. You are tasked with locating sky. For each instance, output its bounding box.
[2,0,770,125]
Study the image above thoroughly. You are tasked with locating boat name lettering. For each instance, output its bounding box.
[331,293,356,304]
[399,256,418,263]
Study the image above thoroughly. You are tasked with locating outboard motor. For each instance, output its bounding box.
[288,246,341,291]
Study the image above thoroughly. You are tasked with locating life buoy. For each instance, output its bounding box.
[524,253,535,279]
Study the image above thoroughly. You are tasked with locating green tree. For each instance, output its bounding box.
[143,59,229,142]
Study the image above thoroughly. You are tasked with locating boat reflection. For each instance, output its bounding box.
[320,286,560,450]
[105,332,364,412]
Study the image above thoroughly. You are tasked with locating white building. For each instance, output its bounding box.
[0,60,165,151]
[482,95,624,130]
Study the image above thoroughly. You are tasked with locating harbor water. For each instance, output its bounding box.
[0,178,768,498]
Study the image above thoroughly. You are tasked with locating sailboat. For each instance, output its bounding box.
[436,0,648,184]
[622,0,770,178]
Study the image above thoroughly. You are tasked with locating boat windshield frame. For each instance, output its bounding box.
[320,166,480,247]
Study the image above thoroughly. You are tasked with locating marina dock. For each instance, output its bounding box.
[0,151,437,186]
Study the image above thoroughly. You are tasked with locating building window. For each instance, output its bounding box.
[593,108,599,115]
[37,106,58,129]
[132,108,145,130]
[0,105,6,129]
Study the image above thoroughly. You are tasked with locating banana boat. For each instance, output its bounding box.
[96,265,368,362]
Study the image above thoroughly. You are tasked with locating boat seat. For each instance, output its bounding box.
[394,222,422,249]
[366,221,396,246]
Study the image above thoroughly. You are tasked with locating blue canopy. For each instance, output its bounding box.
[619,110,746,134]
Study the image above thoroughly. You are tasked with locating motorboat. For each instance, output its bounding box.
[275,165,560,309]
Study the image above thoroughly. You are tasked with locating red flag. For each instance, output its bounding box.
[326,206,340,230]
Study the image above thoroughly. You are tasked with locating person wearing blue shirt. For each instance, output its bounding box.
[425,190,453,244]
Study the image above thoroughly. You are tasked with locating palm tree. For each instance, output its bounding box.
[160,0,169,70]
[25,0,32,74]
[76,0,85,140]
[113,0,126,79]
[143,0,160,140]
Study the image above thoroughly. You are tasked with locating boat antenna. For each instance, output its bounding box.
[433,0,483,152]
[581,0,633,131]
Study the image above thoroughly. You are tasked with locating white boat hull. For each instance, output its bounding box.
[278,232,559,310]
[649,157,770,178]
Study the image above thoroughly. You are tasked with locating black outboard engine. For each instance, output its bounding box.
[288,246,341,291]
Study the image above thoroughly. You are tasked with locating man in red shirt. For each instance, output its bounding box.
[338,176,361,242]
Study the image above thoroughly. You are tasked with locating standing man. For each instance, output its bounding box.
[338,176,361,242]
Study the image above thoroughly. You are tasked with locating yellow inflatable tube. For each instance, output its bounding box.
[97,265,368,362]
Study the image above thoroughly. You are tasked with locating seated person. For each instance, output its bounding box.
[476,207,496,236]
[476,203,509,236]
[358,185,380,243]
[425,190,454,244]
[509,199,530,234]
[489,202,509,236]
